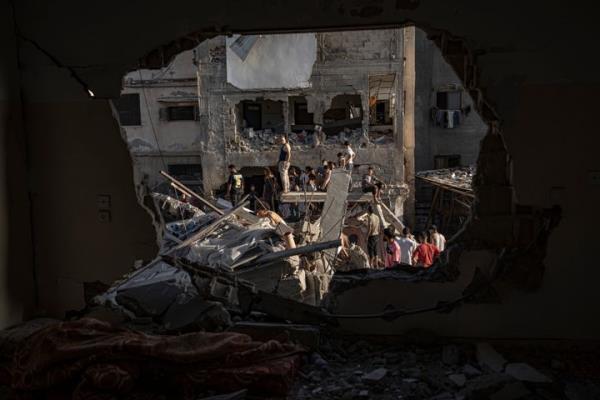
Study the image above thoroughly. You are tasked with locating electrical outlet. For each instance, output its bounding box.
[98,210,111,223]
[589,171,600,186]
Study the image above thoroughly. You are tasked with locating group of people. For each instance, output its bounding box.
[225,135,361,210]
[362,205,446,269]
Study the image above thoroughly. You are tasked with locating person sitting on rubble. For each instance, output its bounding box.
[362,166,383,202]
[226,164,244,206]
[412,231,440,268]
[428,224,446,252]
[262,167,279,211]
[383,227,401,268]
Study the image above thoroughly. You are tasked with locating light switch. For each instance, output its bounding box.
[97,194,111,210]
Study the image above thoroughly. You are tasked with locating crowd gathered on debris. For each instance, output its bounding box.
[219,134,446,271]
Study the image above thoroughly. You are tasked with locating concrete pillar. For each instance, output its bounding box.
[402,26,416,227]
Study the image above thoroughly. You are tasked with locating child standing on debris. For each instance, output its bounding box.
[383,228,401,268]
[226,164,244,206]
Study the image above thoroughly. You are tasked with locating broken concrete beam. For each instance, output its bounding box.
[379,202,404,232]
[241,239,341,268]
[504,362,552,383]
[362,368,388,383]
[279,191,384,203]
[237,285,338,326]
[320,170,351,260]
[160,170,224,215]
[476,342,507,373]
[168,200,249,253]
[229,322,320,350]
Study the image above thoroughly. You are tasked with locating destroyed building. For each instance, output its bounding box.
[117,28,487,223]
[2,1,600,399]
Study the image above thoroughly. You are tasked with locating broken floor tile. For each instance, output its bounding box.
[504,362,552,383]
[476,342,507,372]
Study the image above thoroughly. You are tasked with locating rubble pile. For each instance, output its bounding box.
[226,126,393,152]
[416,166,475,193]
[93,189,339,333]
[291,339,590,400]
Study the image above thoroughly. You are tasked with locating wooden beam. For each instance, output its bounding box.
[160,170,223,214]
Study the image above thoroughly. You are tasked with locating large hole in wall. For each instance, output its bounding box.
[110,25,559,319]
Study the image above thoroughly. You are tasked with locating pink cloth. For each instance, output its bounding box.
[384,240,401,268]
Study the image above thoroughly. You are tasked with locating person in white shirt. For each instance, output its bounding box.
[428,224,446,252]
[343,141,355,172]
[396,226,418,265]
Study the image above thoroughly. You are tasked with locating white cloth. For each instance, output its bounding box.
[432,233,446,252]
[396,237,417,265]
[344,147,355,164]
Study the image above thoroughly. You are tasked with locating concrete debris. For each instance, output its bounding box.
[489,382,531,400]
[504,362,552,383]
[448,373,466,387]
[476,342,507,373]
[363,367,388,383]
[442,344,461,365]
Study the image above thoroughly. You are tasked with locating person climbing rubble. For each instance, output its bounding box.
[226,164,244,206]
[278,135,291,193]
[262,167,279,211]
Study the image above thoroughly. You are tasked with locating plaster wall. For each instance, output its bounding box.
[6,0,600,339]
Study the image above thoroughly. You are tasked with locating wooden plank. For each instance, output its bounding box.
[160,170,224,214]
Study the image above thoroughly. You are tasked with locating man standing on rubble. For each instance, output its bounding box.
[428,225,446,252]
[226,164,244,206]
[343,141,356,172]
[363,205,381,268]
[413,231,440,268]
[397,227,418,265]
[278,135,291,193]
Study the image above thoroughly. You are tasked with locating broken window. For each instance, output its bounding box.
[238,100,284,132]
[368,74,395,143]
[162,105,197,121]
[291,96,314,127]
[114,93,141,126]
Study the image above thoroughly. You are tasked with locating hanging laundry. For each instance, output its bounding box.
[452,110,461,127]
[446,110,454,128]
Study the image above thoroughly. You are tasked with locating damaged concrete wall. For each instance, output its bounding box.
[414,28,488,172]
[5,0,600,339]
[0,0,35,328]
[226,33,317,90]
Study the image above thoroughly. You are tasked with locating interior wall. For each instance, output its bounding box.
[6,0,600,338]
[0,0,35,328]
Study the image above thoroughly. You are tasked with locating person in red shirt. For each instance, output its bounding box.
[412,231,440,268]
[383,228,401,268]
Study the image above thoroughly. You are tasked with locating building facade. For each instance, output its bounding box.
[117,27,487,221]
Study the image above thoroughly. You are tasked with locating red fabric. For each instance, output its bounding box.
[412,243,440,267]
[384,240,401,268]
[11,318,305,399]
